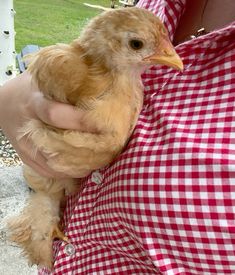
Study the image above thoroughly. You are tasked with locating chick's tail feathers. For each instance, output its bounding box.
[7,190,70,269]
[7,192,60,268]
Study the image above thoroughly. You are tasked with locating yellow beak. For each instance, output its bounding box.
[143,41,184,71]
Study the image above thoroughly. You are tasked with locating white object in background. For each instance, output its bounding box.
[0,0,17,86]
[119,0,135,6]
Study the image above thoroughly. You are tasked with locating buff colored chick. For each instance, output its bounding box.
[8,7,183,269]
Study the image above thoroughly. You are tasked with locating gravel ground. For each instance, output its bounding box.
[0,129,22,167]
[0,130,37,275]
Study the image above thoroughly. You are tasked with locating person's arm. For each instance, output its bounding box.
[0,72,95,178]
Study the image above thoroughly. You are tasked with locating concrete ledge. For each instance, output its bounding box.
[0,166,37,275]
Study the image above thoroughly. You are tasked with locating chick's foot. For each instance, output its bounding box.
[51,224,69,243]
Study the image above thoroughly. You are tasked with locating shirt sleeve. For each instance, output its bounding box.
[136,0,186,41]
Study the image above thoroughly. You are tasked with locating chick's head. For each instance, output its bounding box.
[79,7,183,72]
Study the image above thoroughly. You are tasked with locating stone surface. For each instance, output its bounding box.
[0,166,37,275]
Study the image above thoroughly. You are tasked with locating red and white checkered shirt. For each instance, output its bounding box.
[40,0,235,274]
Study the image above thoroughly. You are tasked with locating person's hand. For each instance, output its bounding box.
[0,72,95,178]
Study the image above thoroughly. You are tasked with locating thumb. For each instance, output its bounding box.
[32,92,97,132]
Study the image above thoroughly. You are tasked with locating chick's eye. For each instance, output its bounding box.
[129,39,144,50]
[160,26,167,35]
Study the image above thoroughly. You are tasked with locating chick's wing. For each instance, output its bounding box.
[28,43,88,104]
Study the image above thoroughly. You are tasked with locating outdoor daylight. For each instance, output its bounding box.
[1,1,235,275]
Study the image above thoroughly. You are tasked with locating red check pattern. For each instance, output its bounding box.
[137,0,186,41]
[39,1,235,274]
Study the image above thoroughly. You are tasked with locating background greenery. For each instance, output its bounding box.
[14,0,109,52]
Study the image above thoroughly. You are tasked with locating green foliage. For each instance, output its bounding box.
[14,0,109,52]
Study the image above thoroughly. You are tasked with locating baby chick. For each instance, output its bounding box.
[8,7,183,269]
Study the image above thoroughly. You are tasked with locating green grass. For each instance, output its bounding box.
[14,0,110,52]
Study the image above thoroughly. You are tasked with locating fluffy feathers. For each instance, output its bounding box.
[8,7,183,268]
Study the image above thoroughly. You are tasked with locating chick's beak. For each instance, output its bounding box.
[143,39,184,71]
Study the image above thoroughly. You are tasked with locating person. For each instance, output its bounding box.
[0,0,235,273]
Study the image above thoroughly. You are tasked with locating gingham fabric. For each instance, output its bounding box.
[39,0,235,274]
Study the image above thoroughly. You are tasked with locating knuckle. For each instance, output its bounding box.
[42,105,57,125]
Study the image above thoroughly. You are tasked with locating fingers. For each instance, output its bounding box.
[16,137,68,179]
[0,71,97,179]
[20,155,65,179]
[20,71,95,132]
[31,93,98,132]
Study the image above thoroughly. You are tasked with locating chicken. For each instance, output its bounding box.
[7,7,183,269]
